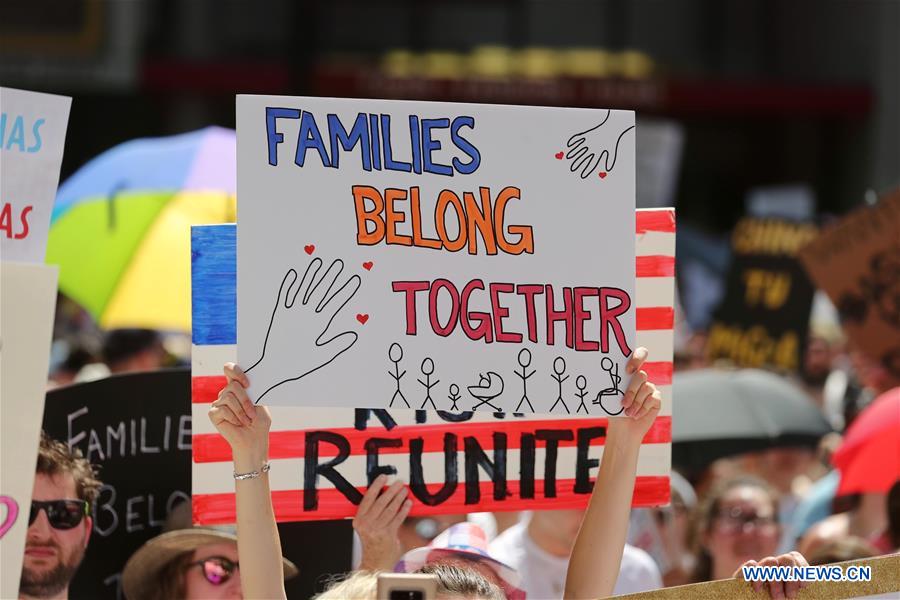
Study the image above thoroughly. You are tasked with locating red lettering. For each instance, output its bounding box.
[460,280,492,342]
[599,288,632,356]
[490,283,521,343]
[429,279,460,337]
[573,287,599,351]
[392,281,429,334]
[15,205,31,240]
[516,284,543,343]
[545,285,575,349]
[0,204,12,239]
[390,279,632,354]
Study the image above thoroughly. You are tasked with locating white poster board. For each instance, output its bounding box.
[238,95,636,414]
[0,262,59,599]
[0,87,71,263]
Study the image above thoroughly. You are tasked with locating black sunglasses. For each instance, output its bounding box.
[29,500,89,530]
[188,556,239,586]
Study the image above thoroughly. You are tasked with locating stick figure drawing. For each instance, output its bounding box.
[388,343,409,408]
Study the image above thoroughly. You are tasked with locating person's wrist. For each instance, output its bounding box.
[233,446,269,473]
[606,418,644,449]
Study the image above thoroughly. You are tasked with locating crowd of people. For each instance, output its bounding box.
[20,316,900,599]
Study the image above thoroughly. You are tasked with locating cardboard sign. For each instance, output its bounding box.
[706,217,818,371]
[41,369,353,600]
[0,262,58,600]
[799,189,900,378]
[616,555,899,600]
[0,87,71,263]
[237,96,637,414]
[192,208,674,524]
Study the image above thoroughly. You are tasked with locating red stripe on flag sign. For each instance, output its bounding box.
[192,475,671,524]
[193,375,225,403]
[636,210,676,234]
[636,307,674,330]
[643,361,673,385]
[193,416,672,463]
[636,256,675,277]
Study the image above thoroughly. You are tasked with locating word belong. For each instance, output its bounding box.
[353,185,533,256]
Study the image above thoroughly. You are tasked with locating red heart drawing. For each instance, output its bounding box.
[356,313,369,325]
[362,261,374,271]
[304,244,315,255]
[555,151,564,160]
[598,172,608,179]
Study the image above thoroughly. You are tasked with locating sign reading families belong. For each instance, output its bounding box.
[0,87,71,263]
[238,96,637,414]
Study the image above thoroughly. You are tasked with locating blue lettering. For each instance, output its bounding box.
[265,107,301,166]
[381,114,411,173]
[450,116,481,174]
[6,116,25,152]
[408,115,422,174]
[327,113,371,171]
[296,111,331,168]
[27,118,44,153]
[421,118,453,176]
[369,114,382,170]
[263,110,480,176]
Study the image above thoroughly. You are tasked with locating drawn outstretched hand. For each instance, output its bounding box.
[247,257,361,403]
[565,109,635,179]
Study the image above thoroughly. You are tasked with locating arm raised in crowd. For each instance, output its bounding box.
[354,474,413,571]
[209,363,287,600]
[565,347,662,600]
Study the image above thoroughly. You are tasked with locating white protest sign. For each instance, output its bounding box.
[238,95,636,414]
[0,87,71,263]
[0,262,58,599]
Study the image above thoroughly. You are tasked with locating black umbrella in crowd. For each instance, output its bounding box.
[672,369,832,474]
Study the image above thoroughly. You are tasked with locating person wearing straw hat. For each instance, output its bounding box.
[121,519,297,600]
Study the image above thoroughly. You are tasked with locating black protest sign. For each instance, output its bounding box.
[42,370,192,599]
[41,369,350,600]
[707,217,818,371]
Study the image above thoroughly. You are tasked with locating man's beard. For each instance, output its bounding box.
[19,541,86,598]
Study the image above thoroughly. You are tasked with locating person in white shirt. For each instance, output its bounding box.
[489,510,662,599]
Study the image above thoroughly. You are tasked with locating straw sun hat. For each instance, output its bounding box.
[122,525,298,599]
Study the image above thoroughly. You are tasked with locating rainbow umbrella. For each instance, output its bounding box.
[47,127,236,331]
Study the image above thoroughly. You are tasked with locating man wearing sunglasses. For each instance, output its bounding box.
[20,432,101,600]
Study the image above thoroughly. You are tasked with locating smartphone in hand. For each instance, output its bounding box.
[376,573,437,600]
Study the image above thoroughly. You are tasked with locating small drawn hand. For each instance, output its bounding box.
[247,257,361,403]
[564,109,635,179]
